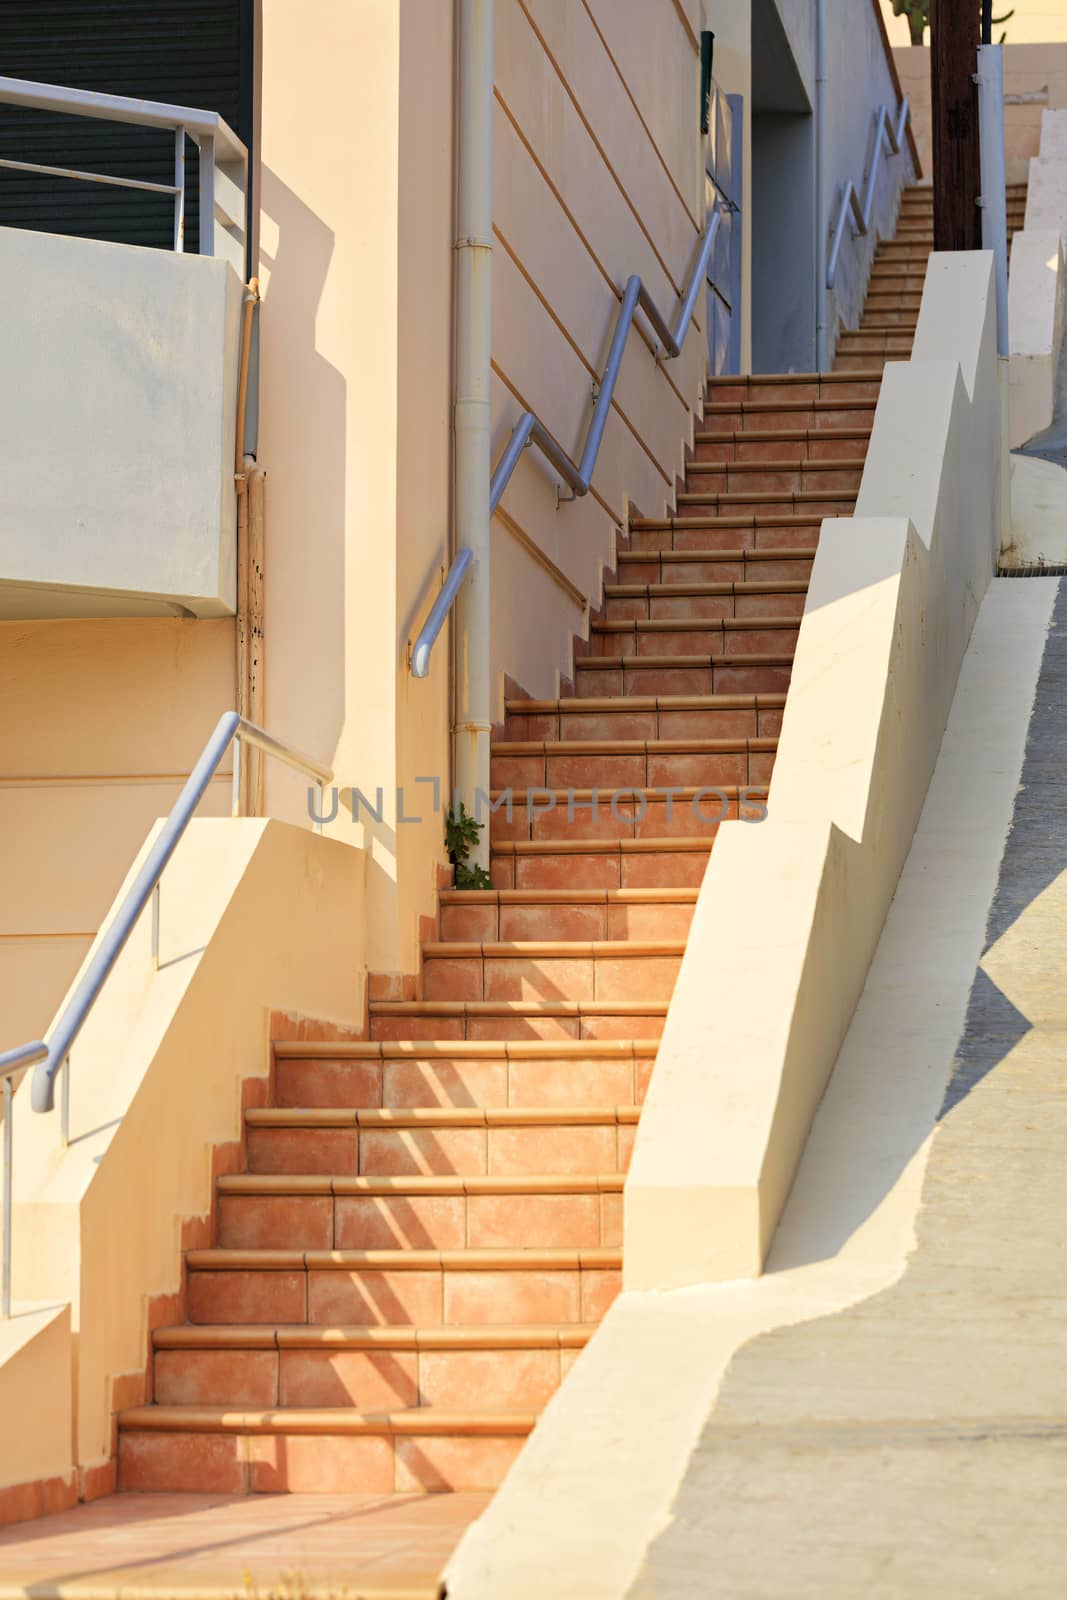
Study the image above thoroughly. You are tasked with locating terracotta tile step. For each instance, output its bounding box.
[243,1102,642,1179]
[420,938,684,1003]
[838,328,915,350]
[834,352,894,373]
[489,835,712,890]
[149,1325,596,1415]
[705,371,883,402]
[672,489,855,517]
[692,426,870,462]
[858,312,918,330]
[184,1246,624,1330]
[583,615,801,660]
[598,579,807,623]
[504,689,787,741]
[369,997,670,1042]
[437,885,698,942]
[864,290,922,309]
[572,650,794,697]
[613,550,813,585]
[487,785,767,844]
[627,514,822,553]
[490,734,777,790]
[215,1172,629,1252]
[683,458,862,494]
[117,1406,534,1494]
[703,394,879,423]
[273,1037,659,1106]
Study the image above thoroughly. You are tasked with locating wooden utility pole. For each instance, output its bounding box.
[930,0,982,251]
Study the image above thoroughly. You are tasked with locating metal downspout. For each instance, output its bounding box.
[815,0,828,372]
[453,0,494,869]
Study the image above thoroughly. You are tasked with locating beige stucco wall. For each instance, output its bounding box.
[0,1306,73,1495]
[0,619,235,1051]
[893,40,1067,184]
[626,251,1000,1286]
[257,0,452,976]
[9,818,365,1474]
[489,0,709,706]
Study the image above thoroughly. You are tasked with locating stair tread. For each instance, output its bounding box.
[435,888,698,904]
[685,456,861,472]
[491,735,778,752]
[420,940,684,955]
[602,580,807,596]
[573,651,794,666]
[186,1246,624,1270]
[153,1322,599,1350]
[119,1404,538,1435]
[693,427,870,442]
[490,836,713,855]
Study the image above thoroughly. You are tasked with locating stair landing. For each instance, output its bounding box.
[0,1489,482,1599]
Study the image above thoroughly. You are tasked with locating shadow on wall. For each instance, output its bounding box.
[257,166,347,821]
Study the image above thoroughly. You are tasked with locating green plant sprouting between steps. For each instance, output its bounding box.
[892,0,1013,45]
[445,803,491,890]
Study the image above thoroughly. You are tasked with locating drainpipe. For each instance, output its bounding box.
[815,0,828,372]
[976,41,1012,552]
[453,0,494,870]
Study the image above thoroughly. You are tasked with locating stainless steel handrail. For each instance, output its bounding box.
[490,205,722,514]
[411,203,723,680]
[826,99,910,289]
[0,1043,47,1318]
[411,546,474,679]
[2,713,330,1125]
[0,74,247,258]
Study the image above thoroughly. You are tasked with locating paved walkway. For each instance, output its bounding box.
[0,1490,485,1598]
[629,579,1067,1596]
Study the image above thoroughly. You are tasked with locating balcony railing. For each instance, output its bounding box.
[0,74,247,271]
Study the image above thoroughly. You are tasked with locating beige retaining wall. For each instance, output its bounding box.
[626,249,1001,1286]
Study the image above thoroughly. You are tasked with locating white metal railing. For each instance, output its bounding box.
[826,99,911,290]
[0,713,331,1318]
[0,74,247,265]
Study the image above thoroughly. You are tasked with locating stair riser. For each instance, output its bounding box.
[504,705,784,740]
[438,900,694,941]
[118,1428,527,1494]
[692,435,869,463]
[583,623,800,659]
[152,1344,580,1412]
[574,661,792,696]
[490,748,773,789]
[186,1263,621,1326]
[490,847,711,891]
[245,1122,636,1178]
[627,523,820,554]
[707,378,881,403]
[672,495,854,518]
[275,1052,652,1111]
[370,1011,666,1042]
[420,950,680,1004]
[599,591,805,623]
[216,1187,625,1253]
[488,792,766,845]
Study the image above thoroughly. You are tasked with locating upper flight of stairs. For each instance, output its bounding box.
[835,181,1026,370]
[114,183,989,1499]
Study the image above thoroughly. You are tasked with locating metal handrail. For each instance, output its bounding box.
[0,74,247,257]
[0,713,330,1129]
[411,547,474,679]
[490,204,722,514]
[1,1044,47,1318]
[411,203,723,680]
[826,99,910,290]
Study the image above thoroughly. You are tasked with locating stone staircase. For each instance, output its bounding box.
[114,184,992,1497]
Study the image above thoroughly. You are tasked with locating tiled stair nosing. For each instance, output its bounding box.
[274,1037,661,1060]
[504,691,788,710]
[119,1405,537,1436]
[246,1105,644,1129]
[217,1174,628,1197]
[152,1323,599,1351]
[185,1247,624,1272]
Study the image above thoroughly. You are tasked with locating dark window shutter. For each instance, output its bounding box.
[0,0,251,253]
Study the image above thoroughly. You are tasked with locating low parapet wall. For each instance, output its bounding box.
[626,251,1000,1287]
